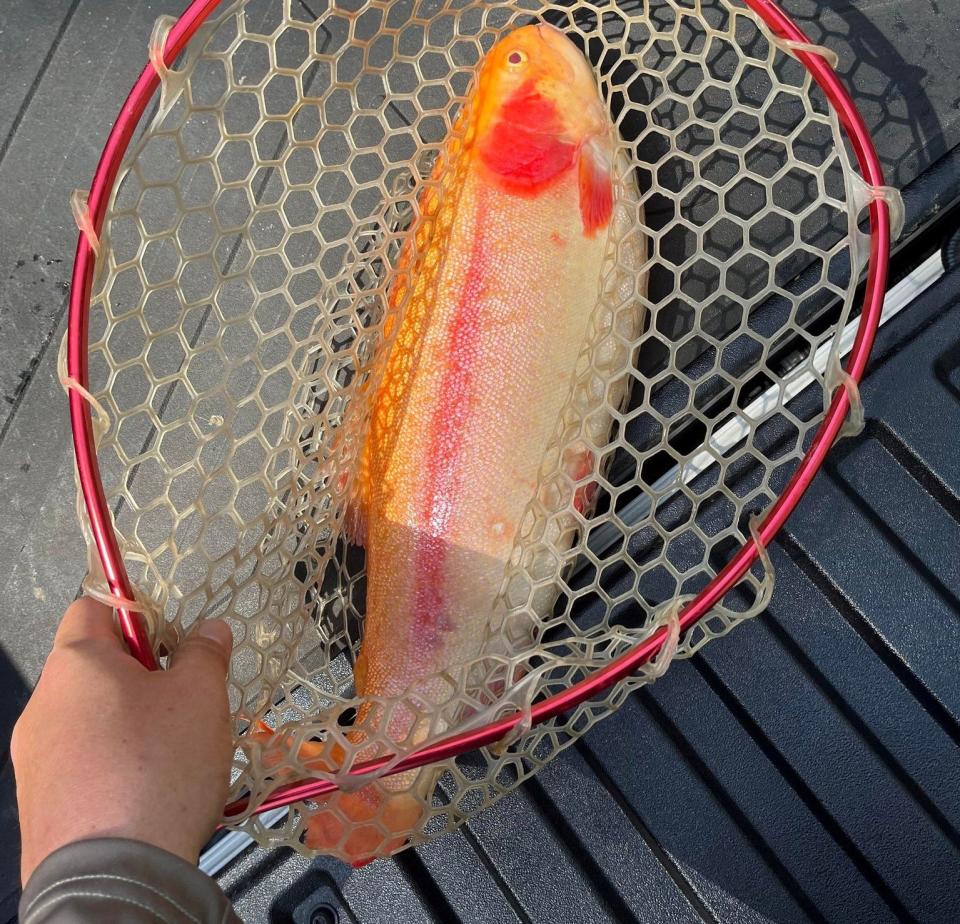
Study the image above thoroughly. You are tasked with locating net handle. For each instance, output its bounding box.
[66,0,892,810]
[66,0,221,672]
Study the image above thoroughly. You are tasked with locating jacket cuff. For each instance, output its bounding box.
[19,837,239,923]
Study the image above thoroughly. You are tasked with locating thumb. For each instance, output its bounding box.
[169,620,233,678]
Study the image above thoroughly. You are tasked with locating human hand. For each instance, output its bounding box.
[12,598,234,884]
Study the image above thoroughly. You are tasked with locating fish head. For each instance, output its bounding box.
[476,23,608,144]
[473,24,612,195]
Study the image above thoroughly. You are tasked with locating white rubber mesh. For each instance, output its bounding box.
[79,0,864,859]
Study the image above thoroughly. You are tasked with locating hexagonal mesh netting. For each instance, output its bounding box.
[66,0,897,862]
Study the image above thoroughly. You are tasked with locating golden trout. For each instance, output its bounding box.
[269,22,644,864]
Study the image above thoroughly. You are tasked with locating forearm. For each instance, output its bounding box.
[19,838,240,924]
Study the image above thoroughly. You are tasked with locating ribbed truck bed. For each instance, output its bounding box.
[212,249,960,924]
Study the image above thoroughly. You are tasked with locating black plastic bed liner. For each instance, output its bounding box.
[1,1,959,922]
[212,221,960,924]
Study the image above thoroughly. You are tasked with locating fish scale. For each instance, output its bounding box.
[361,168,609,700]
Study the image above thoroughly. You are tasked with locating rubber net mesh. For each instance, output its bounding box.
[76,0,871,860]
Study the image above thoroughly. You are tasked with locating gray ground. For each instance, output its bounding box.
[0,1,196,682]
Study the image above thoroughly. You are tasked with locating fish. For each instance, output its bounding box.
[260,21,645,865]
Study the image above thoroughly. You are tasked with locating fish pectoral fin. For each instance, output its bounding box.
[578,135,614,238]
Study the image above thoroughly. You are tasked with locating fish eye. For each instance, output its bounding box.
[507,50,527,68]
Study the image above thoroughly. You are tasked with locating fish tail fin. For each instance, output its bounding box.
[252,716,429,864]
[304,781,426,865]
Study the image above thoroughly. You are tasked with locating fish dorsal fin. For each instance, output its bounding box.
[578,135,614,237]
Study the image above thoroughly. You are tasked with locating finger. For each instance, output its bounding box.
[54,597,123,649]
[168,620,233,679]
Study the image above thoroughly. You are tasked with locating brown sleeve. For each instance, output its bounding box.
[19,837,241,924]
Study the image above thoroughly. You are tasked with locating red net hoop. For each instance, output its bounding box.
[66,0,897,859]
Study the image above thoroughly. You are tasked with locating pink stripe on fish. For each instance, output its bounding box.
[411,188,492,649]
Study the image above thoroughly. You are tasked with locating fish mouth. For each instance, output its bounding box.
[534,23,608,135]
[535,22,594,83]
